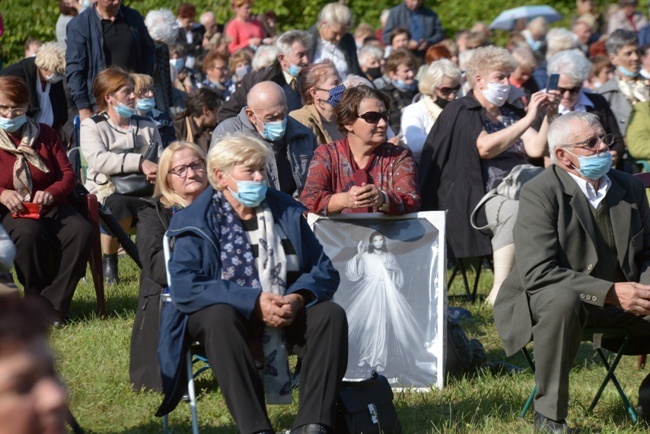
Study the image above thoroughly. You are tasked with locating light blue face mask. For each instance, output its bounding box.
[170,58,185,72]
[252,110,287,141]
[113,101,136,119]
[393,79,416,92]
[137,97,156,112]
[288,63,302,77]
[617,65,638,78]
[566,149,613,180]
[228,177,268,207]
[0,114,27,133]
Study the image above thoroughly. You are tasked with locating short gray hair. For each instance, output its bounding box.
[252,45,279,71]
[145,9,179,45]
[546,28,578,59]
[418,59,461,95]
[276,30,311,57]
[547,49,592,84]
[207,133,273,189]
[317,2,353,28]
[357,45,383,68]
[466,46,517,89]
[34,42,66,75]
[511,45,537,70]
[606,29,638,55]
[548,112,603,164]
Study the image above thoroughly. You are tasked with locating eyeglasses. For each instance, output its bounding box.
[563,133,615,150]
[169,159,206,178]
[437,85,461,96]
[357,111,389,124]
[557,86,582,95]
[0,105,27,117]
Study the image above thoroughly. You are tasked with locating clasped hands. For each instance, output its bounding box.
[608,282,650,316]
[345,182,384,210]
[255,292,305,328]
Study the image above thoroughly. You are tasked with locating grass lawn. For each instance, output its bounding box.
[51,257,647,433]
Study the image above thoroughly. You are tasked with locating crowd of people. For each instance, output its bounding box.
[1,0,650,432]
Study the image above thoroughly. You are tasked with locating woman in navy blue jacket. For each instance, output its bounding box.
[157,133,348,434]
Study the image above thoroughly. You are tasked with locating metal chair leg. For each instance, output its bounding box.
[186,351,200,434]
[520,347,536,418]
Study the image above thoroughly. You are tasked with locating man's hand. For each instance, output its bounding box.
[608,282,650,315]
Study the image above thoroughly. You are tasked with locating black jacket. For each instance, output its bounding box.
[380,82,417,135]
[129,197,172,392]
[419,92,526,259]
[0,57,68,133]
[306,25,361,77]
[583,92,625,169]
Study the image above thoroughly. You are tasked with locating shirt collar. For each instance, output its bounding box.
[558,90,594,114]
[567,171,611,209]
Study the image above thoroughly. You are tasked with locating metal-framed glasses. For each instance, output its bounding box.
[357,111,389,124]
[169,159,206,178]
[0,105,27,117]
[563,133,615,150]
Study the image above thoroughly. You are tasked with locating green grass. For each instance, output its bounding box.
[49,257,647,433]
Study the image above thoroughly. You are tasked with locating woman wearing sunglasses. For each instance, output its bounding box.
[547,49,625,168]
[419,46,557,306]
[401,58,461,164]
[129,141,208,392]
[300,84,421,215]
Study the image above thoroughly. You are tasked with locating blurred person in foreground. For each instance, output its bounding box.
[494,112,650,432]
[157,133,347,434]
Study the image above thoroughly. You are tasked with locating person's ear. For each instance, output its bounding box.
[608,53,619,67]
[555,147,572,167]
[215,169,228,189]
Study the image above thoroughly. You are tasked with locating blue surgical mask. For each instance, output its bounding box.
[170,58,185,72]
[252,111,287,141]
[113,101,136,119]
[137,97,156,112]
[617,65,638,78]
[326,84,346,107]
[288,63,302,77]
[566,149,613,180]
[236,64,252,78]
[228,177,268,207]
[0,114,27,133]
[393,79,416,92]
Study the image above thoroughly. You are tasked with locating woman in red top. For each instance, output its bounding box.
[300,84,421,215]
[0,76,92,324]
[225,0,267,53]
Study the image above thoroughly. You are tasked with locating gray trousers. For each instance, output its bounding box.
[530,285,650,420]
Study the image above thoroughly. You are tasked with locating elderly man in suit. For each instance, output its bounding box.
[494,111,650,433]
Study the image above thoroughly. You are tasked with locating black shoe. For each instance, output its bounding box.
[534,412,578,433]
[290,424,329,434]
[102,254,119,284]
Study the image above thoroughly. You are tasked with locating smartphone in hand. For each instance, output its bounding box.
[546,74,559,92]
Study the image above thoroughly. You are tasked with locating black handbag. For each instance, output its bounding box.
[110,139,158,197]
[336,371,402,434]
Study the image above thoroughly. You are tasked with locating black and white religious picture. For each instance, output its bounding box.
[308,212,446,389]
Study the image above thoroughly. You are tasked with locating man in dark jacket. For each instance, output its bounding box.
[65,0,155,122]
[307,2,361,79]
[382,0,445,57]
[217,30,310,122]
[212,81,318,198]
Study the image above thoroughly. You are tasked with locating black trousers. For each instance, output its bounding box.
[186,301,348,434]
[1,203,92,317]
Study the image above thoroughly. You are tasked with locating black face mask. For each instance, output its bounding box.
[435,97,449,108]
[365,67,382,80]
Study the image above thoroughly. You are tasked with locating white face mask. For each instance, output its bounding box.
[45,73,64,84]
[481,81,510,107]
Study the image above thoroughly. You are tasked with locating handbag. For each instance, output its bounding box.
[110,139,158,197]
[336,371,402,434]
[470,164,543,232]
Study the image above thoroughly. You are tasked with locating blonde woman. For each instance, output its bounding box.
[130,141,208,392]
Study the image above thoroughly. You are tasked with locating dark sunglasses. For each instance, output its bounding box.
[358,111,389,124]
[557,86,582,95]
[565,133,615,150]
[437,85,461,96]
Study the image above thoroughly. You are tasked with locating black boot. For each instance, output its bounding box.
[102,254,119,284]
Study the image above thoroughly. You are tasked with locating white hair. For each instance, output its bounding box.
[418,59,461,95]
[317,2,353,28]
[252,45,280,71]
[200,11,215,26]
[547,49,592,84]
[545,28,579,59]
[34,42,66,75]
[276,30,311,57]
[358,45,383,68]
[145,9,179,45]
[548,112,602,164]
[344,74,374,88]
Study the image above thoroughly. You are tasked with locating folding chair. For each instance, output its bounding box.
[520,327,638,423]
[67,115,105,316]
[447,255,492,303]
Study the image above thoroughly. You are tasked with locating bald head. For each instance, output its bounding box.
[247,81,287,109]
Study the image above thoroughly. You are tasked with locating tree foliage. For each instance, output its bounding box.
[0,0,645,65]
